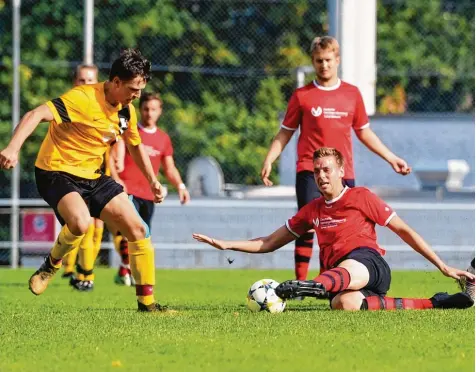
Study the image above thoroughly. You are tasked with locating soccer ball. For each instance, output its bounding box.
[246,279,286,313]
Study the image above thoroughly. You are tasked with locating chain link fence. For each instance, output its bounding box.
[1,0,474,194]
[0,0,474,265]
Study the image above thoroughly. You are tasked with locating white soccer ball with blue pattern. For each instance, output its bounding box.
[246,279,286,313]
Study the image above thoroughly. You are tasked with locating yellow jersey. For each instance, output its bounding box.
[36,82,141,179]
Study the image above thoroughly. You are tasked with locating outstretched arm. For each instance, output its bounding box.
[387,215,474,280]
[355,127,411,175]
[193,225,296,254]
[261,128,295,186]
[0,104,54,169]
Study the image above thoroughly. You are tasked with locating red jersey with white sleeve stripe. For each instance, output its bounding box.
[119,124,173,201]
[285,186,395,270]
[281,79,369,179]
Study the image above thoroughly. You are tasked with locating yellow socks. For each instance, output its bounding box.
[77,223,95,281]
[129,237,155,305]
[62,246,79,273]
[92,227,103,260]
[50,225,85,268]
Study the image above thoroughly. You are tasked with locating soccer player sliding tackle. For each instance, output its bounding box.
[193,148,474,311]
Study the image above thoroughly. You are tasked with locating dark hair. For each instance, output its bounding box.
[139,92,163,108]
[73,64,98,80]
[109,48,151,82]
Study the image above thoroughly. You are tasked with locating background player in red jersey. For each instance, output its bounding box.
[194,147,474,311]
[112,92,190,285]
[261,36,412,281]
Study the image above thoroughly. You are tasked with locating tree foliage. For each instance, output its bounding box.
[0,0,473,197]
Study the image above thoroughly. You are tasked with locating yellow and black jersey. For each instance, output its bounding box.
[35,82,141,179]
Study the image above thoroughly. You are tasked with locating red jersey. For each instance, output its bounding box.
[285,186,395,270]
[119,124,173,201]
[281,79,369,179]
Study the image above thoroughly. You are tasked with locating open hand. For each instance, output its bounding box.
[192,233,228,250]
[440,265,475,281]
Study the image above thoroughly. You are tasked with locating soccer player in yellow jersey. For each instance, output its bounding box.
[0,49,166,312]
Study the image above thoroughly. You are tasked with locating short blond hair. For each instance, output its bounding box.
[313,147,345,168]
[74,64,98,80]
[309,36,340,57]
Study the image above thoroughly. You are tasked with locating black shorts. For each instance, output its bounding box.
[130,195,155,230]
[295,171,355,209]
[330,247,392,300]
[35,167,123,225]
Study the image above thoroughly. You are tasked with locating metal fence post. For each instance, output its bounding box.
[84,0,94,65]
[11,0,21,268]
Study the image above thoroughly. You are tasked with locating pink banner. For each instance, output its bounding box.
[22,212,56,242]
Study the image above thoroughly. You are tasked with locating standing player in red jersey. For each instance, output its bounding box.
[261,36,412,281]
[193,148,474,311]
[112,93,190,285]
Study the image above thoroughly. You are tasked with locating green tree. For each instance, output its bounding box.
[377,0,474,112]
[0,0,473,198]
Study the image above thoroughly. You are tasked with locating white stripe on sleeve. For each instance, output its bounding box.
[285,220,300,238]
[280,124,297,131]
[384,211,397,226]
[354,123,370,130]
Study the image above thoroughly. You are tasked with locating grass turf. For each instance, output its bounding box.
[0,269,473,372]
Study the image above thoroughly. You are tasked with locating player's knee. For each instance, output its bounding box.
[125,222,147,241]
[331,292,363,311]
[340,297,363,311]
[67,214,90,236]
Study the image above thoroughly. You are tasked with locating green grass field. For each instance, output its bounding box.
[0,269,473,372]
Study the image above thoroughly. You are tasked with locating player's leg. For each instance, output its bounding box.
[89,177,164,311]
[62,247,79,278]
[29,186,90,295]
[294,171,320,280]
[131,197,155,286]
[113,196,144,286]
[99,194,164,311]
[93,218,104,261]
[72,218,95,291]
[333,250,473,310]
[277,256,369,299]
[330,290,366,310]
[73,217,105,291]
[113,227,132,286]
